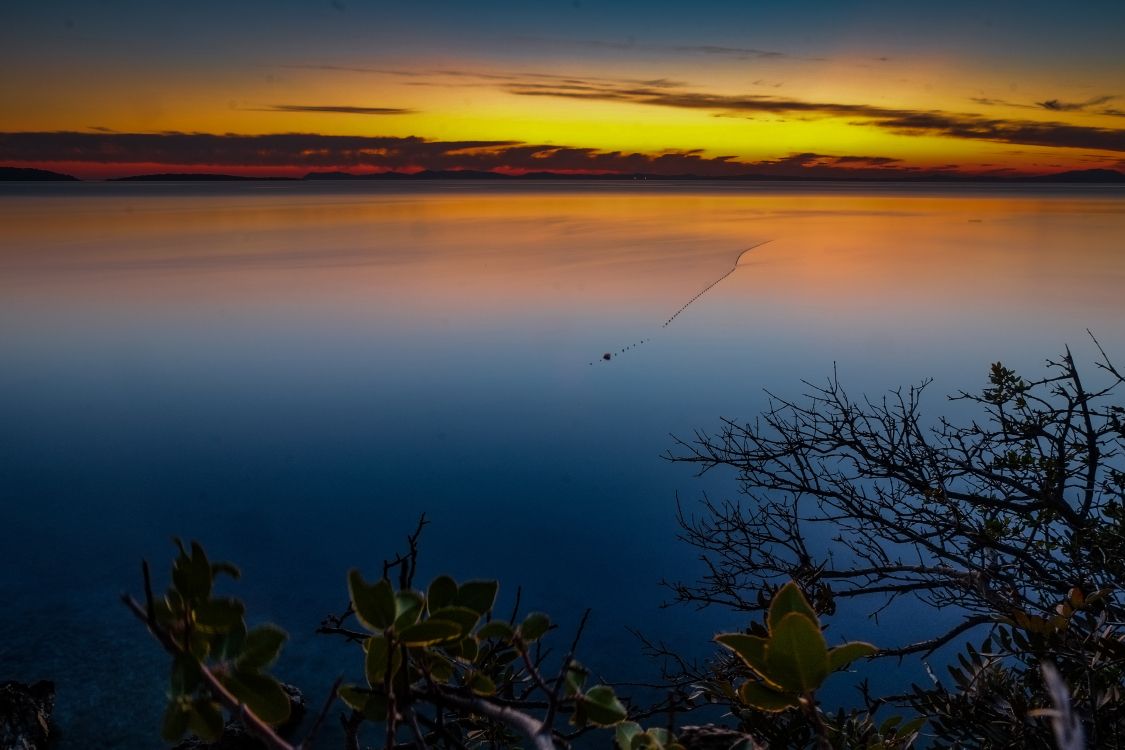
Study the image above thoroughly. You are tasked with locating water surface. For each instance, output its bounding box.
[2,181,1123,746]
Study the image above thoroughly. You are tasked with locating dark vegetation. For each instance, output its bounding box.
[114,338,1124,749]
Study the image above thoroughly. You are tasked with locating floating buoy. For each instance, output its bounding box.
[590,241,771,365]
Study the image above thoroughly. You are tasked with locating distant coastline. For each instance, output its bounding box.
[3,165,1124,184]
[0,167,79,181]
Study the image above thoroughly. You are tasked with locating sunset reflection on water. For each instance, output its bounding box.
[1,181,1123,746]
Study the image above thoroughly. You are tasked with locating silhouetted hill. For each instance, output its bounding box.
[304,170,521,180]
[299,168,1125,183]
[0,167,79,181]
[95,167,1125,183]
[303,170,413,180]
[302,170,707,180]
[1025,169,1125,183]
[109,173,263,181]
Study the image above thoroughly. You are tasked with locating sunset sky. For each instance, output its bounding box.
[2,0,1124,179]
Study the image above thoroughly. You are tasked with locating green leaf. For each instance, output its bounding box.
[583,685,628,726]
[427,576,458,611]
[878,715,903,735]
[470,672,496,695]
[172,542,213,602]
[338,685,387,721]
[188,699,225,742]
[519,612,551,641]
[765,612,830,693]
[399,619,463,647]
[213,622,247,661]
[632,732,664,750]
[565,661,589,695]
[394,590,425,629]
[211,561,241,580]
[188,629,211,661]
[161,699,191,742]
[460,636,480,662]
[715,633,776,686]
[364,635,401,686]
[616,722,643,750]
[767,582,819,633]
[737,682,799,712]
[898,716,927,737]
[338,684,368,712]
[428,656,454,682]
[238,624,287,670]
[349,570,396,631]
[428,606,481,637]
[222,670,292,725]
[170,654,202,696]
[827,641,877,672]
[194,597,245,632]
[477,620,515,641]
[456,580,499,614]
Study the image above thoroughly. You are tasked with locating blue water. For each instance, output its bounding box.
[1,181,1123,746]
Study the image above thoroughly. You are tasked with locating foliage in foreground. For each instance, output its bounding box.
[126,530,882,750]
[665,339,1125,747]
[122,342,1125,749]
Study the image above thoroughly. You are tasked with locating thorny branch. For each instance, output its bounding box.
[664,337,1125,659]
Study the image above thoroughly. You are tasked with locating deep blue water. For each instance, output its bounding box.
[1,181,1123,746]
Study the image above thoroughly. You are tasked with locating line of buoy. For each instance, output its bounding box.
[593,241,771,364]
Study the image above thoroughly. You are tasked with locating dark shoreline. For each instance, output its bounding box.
[3,166,1124,184]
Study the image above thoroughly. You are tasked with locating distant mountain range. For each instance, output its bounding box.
[302,168,1125,183]
[3,165,1124,183]
[1022,169,1125,183]
[0,167,79,181]
[108,172,268,182]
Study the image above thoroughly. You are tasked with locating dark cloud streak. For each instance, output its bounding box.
[261,104,415,115]
[0,131,928,177]
[498,79,1125,152]
[1036,95,1116,112]
[516,37,822,61]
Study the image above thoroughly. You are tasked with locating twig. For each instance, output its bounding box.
[122,593,295,750]
[420,689,555,750]
[299,676,342,750]
[543,610,591,732]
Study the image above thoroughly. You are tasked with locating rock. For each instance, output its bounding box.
[277,683,307,733]
[0,680,55,750]
[171,683,306,750]
[678,724,762,750]
[172,723,266,750]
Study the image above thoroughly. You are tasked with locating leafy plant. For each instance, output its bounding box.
[121,540,294,746]
[124,520,632,750]
[121,342,1125,748]
[666,341,1125,746]
[715,583,876,714]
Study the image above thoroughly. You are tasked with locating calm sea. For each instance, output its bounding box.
[2,180,1123,746]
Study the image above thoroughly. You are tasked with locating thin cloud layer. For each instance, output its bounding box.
[1036,95,1116,112]
[515,37,821,61]
[0,131,932,177]
[494,77,1125,152]
[875,113,1125,152]
[262,104,416,115]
